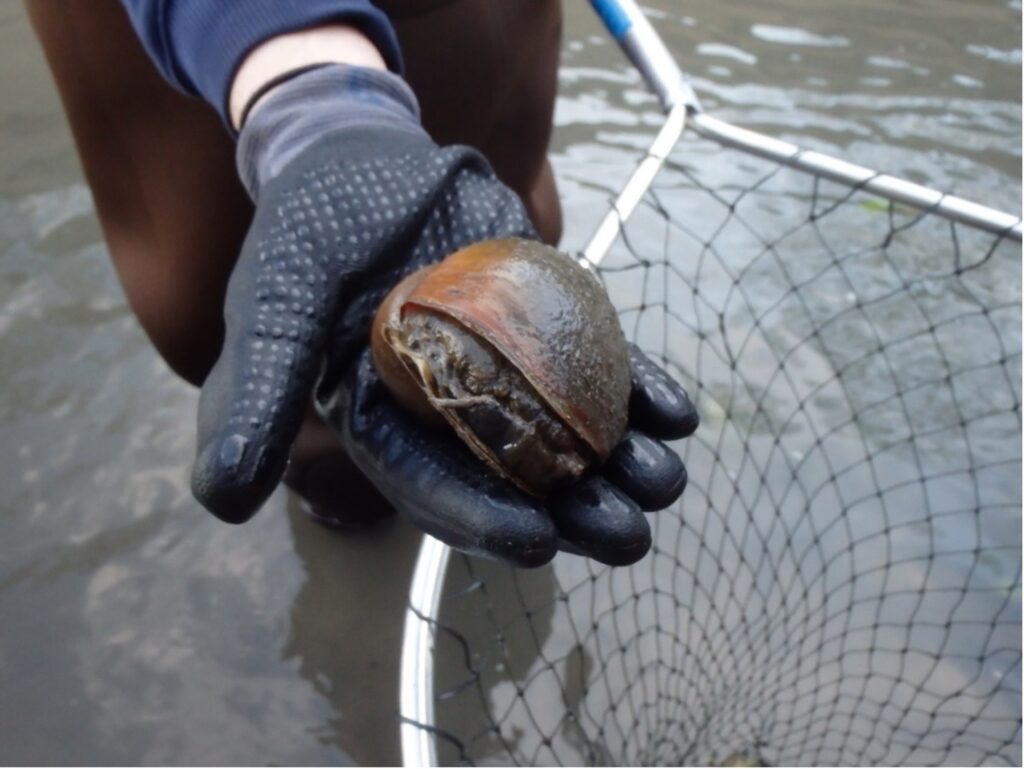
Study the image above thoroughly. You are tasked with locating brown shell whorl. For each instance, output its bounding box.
[369,238,632,494]
[370,264,445,426]
[399,239,631,461]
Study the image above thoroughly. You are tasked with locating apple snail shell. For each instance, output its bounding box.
[370,238,631,497]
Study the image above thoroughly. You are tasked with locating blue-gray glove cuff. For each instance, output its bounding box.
[236,64,428,199]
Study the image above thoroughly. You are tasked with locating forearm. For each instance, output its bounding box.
[117,0,401,126]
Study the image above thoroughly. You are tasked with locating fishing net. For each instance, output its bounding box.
[402,124,1022,766]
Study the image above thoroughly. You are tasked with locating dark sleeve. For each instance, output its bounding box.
[118,0,402,125]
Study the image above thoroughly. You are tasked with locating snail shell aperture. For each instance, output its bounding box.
[370,238,631,497]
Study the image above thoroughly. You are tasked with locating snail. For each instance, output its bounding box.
[370,238,631,497]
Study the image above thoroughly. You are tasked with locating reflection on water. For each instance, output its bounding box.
[432,559,561,764]
[282,502,424,766]
[0,0,1019,764]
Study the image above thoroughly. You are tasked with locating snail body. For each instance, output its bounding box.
[371,238,630,497]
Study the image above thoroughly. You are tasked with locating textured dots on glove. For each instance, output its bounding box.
[222,141,546,452]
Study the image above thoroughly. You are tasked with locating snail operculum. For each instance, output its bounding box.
[371,238,631,498]
[382,308,594,496]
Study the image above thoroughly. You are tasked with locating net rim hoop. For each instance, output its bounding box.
[400,534,451,768]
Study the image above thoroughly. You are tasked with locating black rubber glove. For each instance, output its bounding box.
[191,66,699,566]
[319,342,697,567]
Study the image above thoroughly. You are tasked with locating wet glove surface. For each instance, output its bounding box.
[318,345,698,567]
[192,126,533,521]
[191,71,698,566]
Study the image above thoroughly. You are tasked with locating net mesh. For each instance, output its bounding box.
[405,128,1022,767]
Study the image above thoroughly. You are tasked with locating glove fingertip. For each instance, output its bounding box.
[592,517,652,567]
[394,466,561,569]
[481,530,558,569]
[191,434,286,524]
[551,478,652,567]
[628,345,700,440]
[603,432,687,512]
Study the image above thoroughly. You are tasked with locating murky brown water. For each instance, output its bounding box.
[1,1,1019,765]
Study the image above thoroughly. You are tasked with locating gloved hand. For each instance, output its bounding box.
[319,343,697,567]
[191,65,699,566]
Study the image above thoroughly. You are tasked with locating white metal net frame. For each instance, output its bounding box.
[400,2,1022,766]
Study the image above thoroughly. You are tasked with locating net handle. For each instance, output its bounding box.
[689,113,1023,241]
[586,0,1022,245]
[580,0,699,268]
[588,0,701,114]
